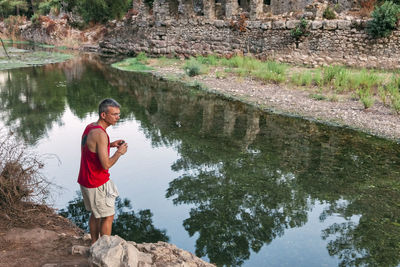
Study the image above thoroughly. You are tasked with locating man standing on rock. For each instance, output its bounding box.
[78,98,128,244]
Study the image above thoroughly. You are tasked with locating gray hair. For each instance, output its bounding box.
[98,98,121,116]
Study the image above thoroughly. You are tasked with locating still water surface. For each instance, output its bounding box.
[0,53,399,267]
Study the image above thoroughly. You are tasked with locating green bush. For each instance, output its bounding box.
[75,0,131,23]
[357,87,375,109]
[184,58,203,77]
[323,7,336,20]
[136,52,148,63]
[366,1,400,38]
[291,19,309,41]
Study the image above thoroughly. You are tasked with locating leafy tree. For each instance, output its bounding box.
[0,0,29,17]
[73,0,131,23]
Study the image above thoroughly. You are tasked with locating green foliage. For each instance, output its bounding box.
[323,65,343,85]
[111,57,153,72]
[184,58,205,77]
[290,19,309,41]
[215,70,226,79]
[196,55,219,66]
[59,192,169,243]
[366,1,400,38]
[74,0,131,23]
[143,0,154,8]
[357,87,375,108]
[156,55,179,66]
[38,0,61,15]
[0,0,29,18]
[309,93,327,100]
[136,52,148,63]
[323,7,336,19]
[30,13,40,24]
[291,71,313,86]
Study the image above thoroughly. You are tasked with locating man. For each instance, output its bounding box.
[77,98,128,244]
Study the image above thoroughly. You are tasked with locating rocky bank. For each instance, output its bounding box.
[0,205,214,267]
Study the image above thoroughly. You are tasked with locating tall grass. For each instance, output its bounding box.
[184,57,209,76]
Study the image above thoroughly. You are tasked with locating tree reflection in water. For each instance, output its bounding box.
[1,55,400,266]
[59,192,169,243]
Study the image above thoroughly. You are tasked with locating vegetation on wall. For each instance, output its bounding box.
[366,1,400,38]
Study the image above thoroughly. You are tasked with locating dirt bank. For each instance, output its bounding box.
[0,203,90,267]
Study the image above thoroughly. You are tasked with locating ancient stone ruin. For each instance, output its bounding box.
[142,0,358,21]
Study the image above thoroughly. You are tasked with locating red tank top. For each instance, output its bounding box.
[77,123,110,188]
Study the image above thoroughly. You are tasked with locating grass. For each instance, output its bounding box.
[156,55,180,66]
[111,57,153,72]
[111,53,400,112]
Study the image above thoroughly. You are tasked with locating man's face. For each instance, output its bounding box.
[103,106,120,125]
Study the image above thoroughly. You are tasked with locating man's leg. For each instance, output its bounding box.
[89,213,101,244]
[100,214,114,236]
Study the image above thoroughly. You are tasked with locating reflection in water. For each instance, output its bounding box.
[0,54,399,266]
[59,192,169,243]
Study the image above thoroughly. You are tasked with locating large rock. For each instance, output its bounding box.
[89,235,215,267]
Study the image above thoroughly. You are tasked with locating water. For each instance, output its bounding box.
[0,53,399,267]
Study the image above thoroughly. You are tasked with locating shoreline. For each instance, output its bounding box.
[146,60,400,143]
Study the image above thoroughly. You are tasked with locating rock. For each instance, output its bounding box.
[83,233,92,241]
[71,245,90,256]
[246,21,261,29]
[337,20,352,30]
[311,20,323,30]
[261,21,272,30]
[90,235,151,267]
[89,235,215,267]
[286,20,300,29]
[272,20,286,30]
[323,20,338,30]
[214,20,225,28]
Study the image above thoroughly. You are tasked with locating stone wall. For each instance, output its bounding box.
[100,16,400,69]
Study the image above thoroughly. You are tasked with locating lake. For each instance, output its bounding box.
[0,52,399,267]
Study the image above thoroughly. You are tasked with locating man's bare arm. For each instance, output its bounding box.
[94,130,127,170]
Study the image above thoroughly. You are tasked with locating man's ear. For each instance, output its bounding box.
[100,112,106,120]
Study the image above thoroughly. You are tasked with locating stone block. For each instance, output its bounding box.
[311,21,323,30]
[246,21,261,29]
[214,20,225,28]
[272,20,286,30]
[337,20,351,30]
[261,21,272,30]
[286,20,300,29]
[323,20,337,30]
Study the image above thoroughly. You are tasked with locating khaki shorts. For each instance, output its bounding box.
[80,180,119,219]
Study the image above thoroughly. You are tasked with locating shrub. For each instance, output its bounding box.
[75,0,131,23]
[0,132,49,214]
[357,87,375,109]
[291,19,309,45]
[184,58,203,77]
[291,71,312,86]
[136,52,148,63]
[323,7,336,19]
[322,65,343,85]
[366,1,400,38]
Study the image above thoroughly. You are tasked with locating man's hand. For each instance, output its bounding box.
[116,143,128,155]
[111,139,125,147]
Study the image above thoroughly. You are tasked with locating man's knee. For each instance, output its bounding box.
[101,214,114,222]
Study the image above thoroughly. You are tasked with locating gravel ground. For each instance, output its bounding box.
[149,62,400,142]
